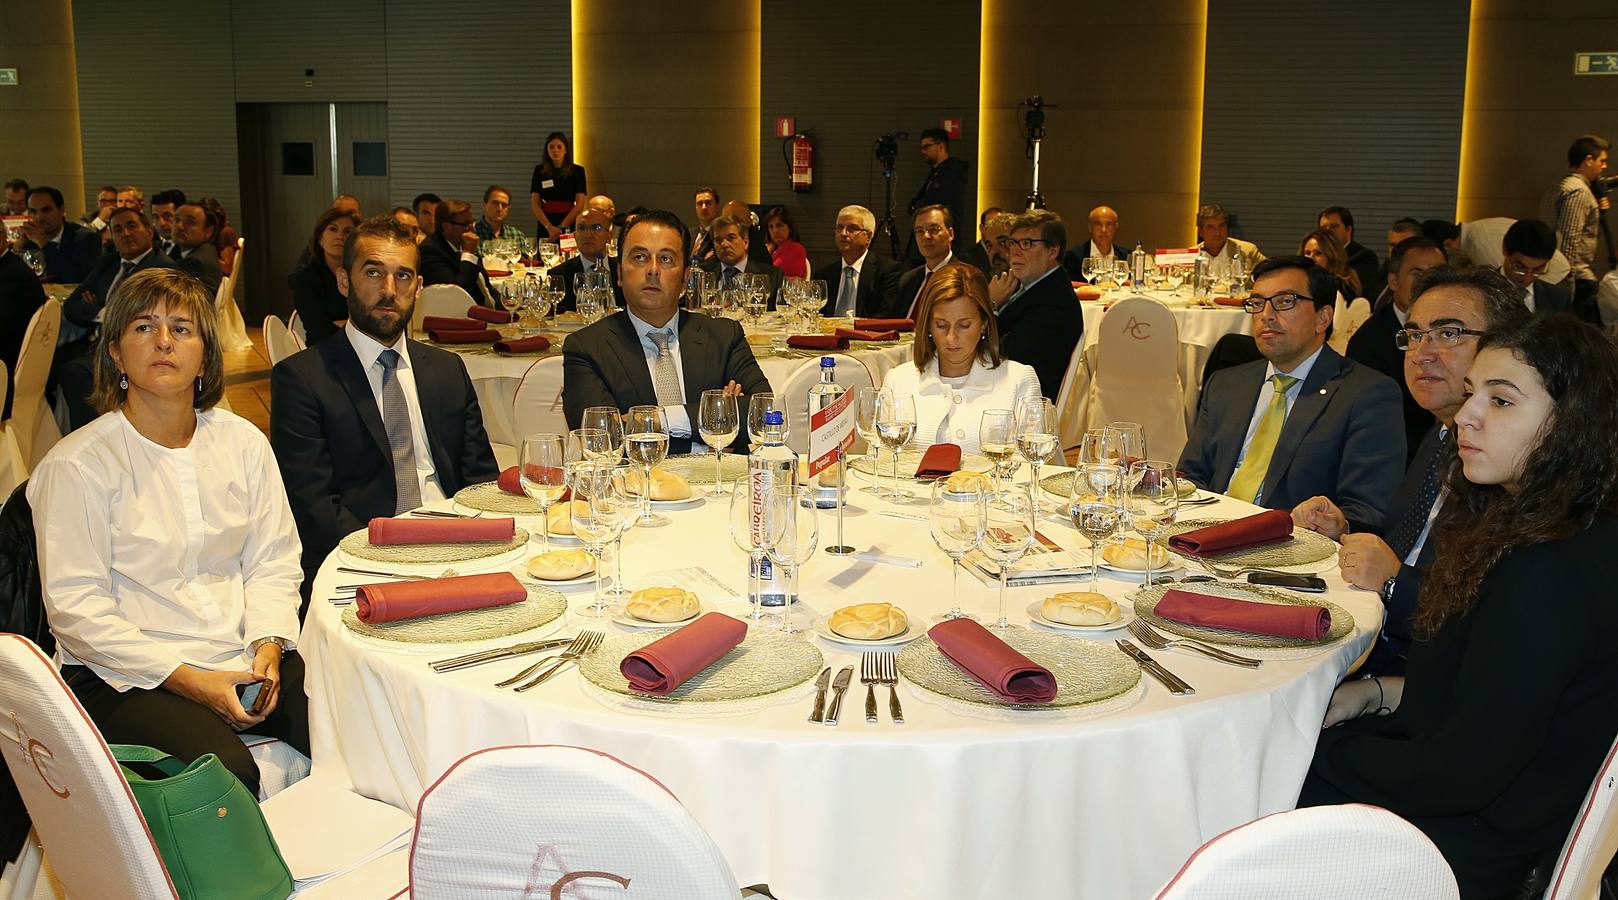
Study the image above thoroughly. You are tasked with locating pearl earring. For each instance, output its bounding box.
[195,376,203,393]
[118,373,128,390]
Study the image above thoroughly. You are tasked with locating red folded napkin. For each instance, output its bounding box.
[854,317,915,332]
[928,619,1056,703]
[355,572,527,625]
[485,267,512,278]
[1155,589,1331,640]
[493,335,551,354]
[915,443,962,479]
[366,516,516,545]
[834,327,899,342]
[787,334,849,351]
[1076,285,1103,301]
[497,465,568,496]
[421,316,487,332]
[466,306,514,324]
[620,612,746,695]
[1167,509,1293,556]
[426,328,499,344]
[1213,296,1246,307]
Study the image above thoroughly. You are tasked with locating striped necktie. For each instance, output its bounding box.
[377,349,423,514]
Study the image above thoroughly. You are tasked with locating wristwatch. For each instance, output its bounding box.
[1380,575,1398,604]
[251,636,289,654]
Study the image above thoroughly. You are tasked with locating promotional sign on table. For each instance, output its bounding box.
[807,387,855,477]
[1154,248,1199,267]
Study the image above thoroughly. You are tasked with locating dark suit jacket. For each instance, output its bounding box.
[702,256,785,310]
[288,261,347,346]
[561,310,771,455]
[1531,278,1574,314]
[25,222,102,284]
[1060,240,1129,281]
[960,240,993,275]
[894,257,984,320]
[814,253,904,318]
[0,251,46,419]
[1361,423,1447,675]
[269,335,498,584]
[552,254,624,314]
[1345,241,1378,299]
[1178,345,1406,533]
[997,268,1082,400]
[419,233,494,307]
[906,156,972,263]
[62,247,175,330]
[1345,302,1429,464]
[174,244,223,296]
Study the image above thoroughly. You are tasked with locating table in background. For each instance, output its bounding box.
[302,472,1378,900]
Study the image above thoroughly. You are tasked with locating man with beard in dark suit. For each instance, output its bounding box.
[995,209,1082,399]
[170,202,224,295]
[13,186,100,283]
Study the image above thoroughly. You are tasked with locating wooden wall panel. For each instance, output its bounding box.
[0,4,85,215]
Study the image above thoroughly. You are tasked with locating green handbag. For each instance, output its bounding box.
[111,744,294,900]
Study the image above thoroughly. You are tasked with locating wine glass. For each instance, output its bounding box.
[729,483,782,623]
[745,273,770,324]
[807,280,828,319]
[1080,257,1100,285]
[519,433,566,550]
[765,487,819,634]
[539,241,561,269]
[1125,460,1180,588]
[567,427,611,464]
[623,405,670,527]
[875,391,917,502]
[981,491,1034,629]
[929,479,986,622]
[569,461,629,619]
[1070,467,1122,591]
[1102,421,1146,494]
[853,387,892,499]
[697,389,739,495]
[580,407,625,461]
[979,409,1018,492]
[22,249,44,278]
[603,459,634,600]
[746,393,787,450]
[499,279,523,320]
[1015,397,1058,519]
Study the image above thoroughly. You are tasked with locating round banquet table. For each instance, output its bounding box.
[1080,290,1253,419]
[301,468,1380,900]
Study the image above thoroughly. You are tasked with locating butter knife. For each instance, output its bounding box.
[807,667,833,723]
[1116,640,1196,695]
[824,666,855,724]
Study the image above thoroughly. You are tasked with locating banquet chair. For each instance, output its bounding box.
[0,634,411,900]
[777,353,873,455]
[1153,803,1459,899]
[213,243,255,354]
[1200,333,1262,393]
[1328,295,1371,355]
[507,356,565,462]
[413,284,476,334]
[408,745,770,898]
[1089,295,1189,461]
[286,310,308,350]
[1055,341,1096,458]
[1541,730,1618,899]
[4,301,61,472]
[263,315,302,366]
[0,362,22,498]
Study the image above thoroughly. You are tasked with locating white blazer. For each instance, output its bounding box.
[880,356,1043,453]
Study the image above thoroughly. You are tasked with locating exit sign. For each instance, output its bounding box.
[0,69,16,87]
[1575,52,1618,75]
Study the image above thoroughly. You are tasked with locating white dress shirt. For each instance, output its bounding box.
[833,250,870,316]
[626,309,694,439]
[1405,426,1450,567]
[880,356,1042,453]
[28,409,304,691]
[1232,345,1324,504]
[345,323,447,504]
[905,251,955,318]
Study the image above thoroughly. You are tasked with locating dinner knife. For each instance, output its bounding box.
[807,667,833,723]
[1116,640,1196,696]
[824,666,855,725]
[430,638,574,673]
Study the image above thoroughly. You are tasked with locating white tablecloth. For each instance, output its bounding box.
[302,473,1380,900]
[1080,291,1253,417]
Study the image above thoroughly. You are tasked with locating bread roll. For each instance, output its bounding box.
[1101,538,1171,570]
[626,586,701,623]
[828,602,909,640]
[624,468,693,501]
[526,548,595,581]
[545,499,589,536]
[1041,591,1120,626]
[943,471,992,493]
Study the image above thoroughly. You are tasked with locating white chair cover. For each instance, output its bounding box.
[1090,295,1188,462]
[1329,295,1371,355]
[6,300,61,470]
[263,315,301,366]
[778,353,873,455]
[408,745,742,899]
[414,284,476,333]
[0,360,23,498]
[1544,731,1618,899]
[509,356,566,444]
[213,240,254,353]
[1597,271,1618,327]
[239,734,311,800]
[1154,803,1459,900]
[286,310,308,350]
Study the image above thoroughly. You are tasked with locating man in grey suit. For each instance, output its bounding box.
[1179,255,1406,533]
[562,209,770,455]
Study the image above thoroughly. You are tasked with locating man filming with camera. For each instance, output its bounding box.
[906,128,971,266]
[1543,134,1610,322]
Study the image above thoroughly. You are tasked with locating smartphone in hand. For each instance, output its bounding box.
[1247,572,1328,593]
[237,680,274,716]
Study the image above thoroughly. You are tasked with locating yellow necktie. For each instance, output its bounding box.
[1227,374,1298,502]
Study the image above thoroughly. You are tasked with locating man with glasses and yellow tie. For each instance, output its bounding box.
[1178,256,1405,534]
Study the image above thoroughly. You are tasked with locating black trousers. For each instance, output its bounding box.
[64,654,310,797]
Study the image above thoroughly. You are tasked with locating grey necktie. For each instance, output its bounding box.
[724,265,740,289]
[646,329,684,406]
[377,349,422,514]
[837,265,856,315]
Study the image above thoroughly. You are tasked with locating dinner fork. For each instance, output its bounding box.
[1127,619,1262,668]
[495,631,591,687]
[513,630,604,692]
[876,653,903,724]
[860,653,879,724]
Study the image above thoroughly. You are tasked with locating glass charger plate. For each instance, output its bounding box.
[1162,518,1338,568]
[337,526,530,567]
[453,481,545,515]
[578,627,824,703]
[660,453,749,486]
[849,449,992,481]
[1130,582,1354,654]
[1039,470,1199,499]
[896,626,1140,710]
[340,582,567,645]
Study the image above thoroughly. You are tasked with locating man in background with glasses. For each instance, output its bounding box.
[1294,268,1530,674]
[1497,220,1573,314]
[996,209,1081,400]
[1179,255,1404,534]
[814,205,903,318]
[419,197,497,307]
[553,208,623,314]
[1347,236,1450,461]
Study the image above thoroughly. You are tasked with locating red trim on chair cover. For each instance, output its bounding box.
[1546,737,1618,899]
[1152,802,1394,898]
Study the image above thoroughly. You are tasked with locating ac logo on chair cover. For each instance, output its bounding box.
[522,842,631,899]
[1122,316,1153,340]
[11,713,69,798]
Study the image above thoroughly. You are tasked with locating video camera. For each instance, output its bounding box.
[874,132,908,173]
[1592,173,1618,200]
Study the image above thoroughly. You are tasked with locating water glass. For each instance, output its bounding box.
[569,461,629,619]
[1124,460,1180,588]
[519,433,566,550]
[765,487,819,634]
[875,391,917,501]
[929,480,986,621]
[624,405,670,527]
[979,409,1018,491]
[981,491,1034,629]
[698,389,740,494]
[1015,397,1058,517]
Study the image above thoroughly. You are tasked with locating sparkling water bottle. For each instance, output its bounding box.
[748,410,795,607]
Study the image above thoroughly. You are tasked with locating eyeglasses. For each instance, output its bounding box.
[834,224,870,235]
[1241,291,1312,313]
[1505,262,1549,279]
[1394,326,1485,350]
[914,225,948,238]
[919,141,941,150]
[996,237,1048,251]
[577,223,609,234]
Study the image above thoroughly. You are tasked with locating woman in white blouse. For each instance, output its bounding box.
[29,269,305,796]
[880,262,1042,452]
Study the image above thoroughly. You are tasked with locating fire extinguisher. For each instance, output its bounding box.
[782,131,814,192]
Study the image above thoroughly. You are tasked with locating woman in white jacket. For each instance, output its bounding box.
[881,262,1042,453]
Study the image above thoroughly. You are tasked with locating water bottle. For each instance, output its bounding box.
[1130,241,1147,288]
[1193,248,1211,301]
[748,410,795,607]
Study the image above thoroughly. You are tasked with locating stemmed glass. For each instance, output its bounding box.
[569,461,629,619]
[854,387,892,499]
[979,409,1018,492]
[581,407,625,461]
[929,480,986,622]
[875,391,917,502]
[807,280,828,319]
[519,433,566,551]
[765,487,819,634]
[538,241,561,269]
[981,491,1034,630]
[541,273,565,325]
[1101,421,1146,470]
[1080,257,1100,285]
[746,393,787,451]
[499,280,524,323]
[745,273,770,325]
[1015,397,1058,519]
[697,389,739,495]
[1077,428,1106,468]
[1124,460,1180,588]
[1070,466,1123,591]
[567,427,611,464]
[729,484,782,623]
[624,405,670,527]
[685,270,714,311]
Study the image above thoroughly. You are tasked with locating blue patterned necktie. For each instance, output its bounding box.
[1386,429,1450,560]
